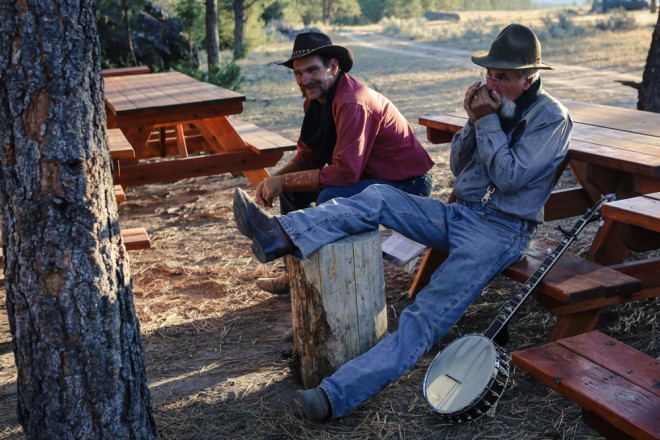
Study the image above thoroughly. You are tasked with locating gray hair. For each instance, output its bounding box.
[518,68,540,82]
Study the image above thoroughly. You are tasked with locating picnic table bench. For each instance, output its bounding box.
[106,128,150,250]
[0,227,151,266]
[409,240,642,341]
[590,192,660,264]
[512,331,660,439]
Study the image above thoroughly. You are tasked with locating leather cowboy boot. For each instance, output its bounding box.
[233,188,295,263]
[296,387,331,421]
[255,273,290,295]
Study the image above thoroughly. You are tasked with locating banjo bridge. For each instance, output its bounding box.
[426,374,462,408]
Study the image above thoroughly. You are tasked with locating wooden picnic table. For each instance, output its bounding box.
[104,71,295,188]
[415,100,660,340]
[418,100,660,264]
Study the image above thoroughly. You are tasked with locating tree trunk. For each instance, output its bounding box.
[288,231,387,388]
[323,0,331,24]
[651,0,656,15]
[0,1,157,438]
[121,0,137,66]
[206,0,220,68]
[233,0,246,59]
[638,10,660,112]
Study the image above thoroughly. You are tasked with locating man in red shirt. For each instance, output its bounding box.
[253,32,434,295]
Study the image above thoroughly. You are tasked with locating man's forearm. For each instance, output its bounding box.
[273,159,308,176]
[282,169,321,192]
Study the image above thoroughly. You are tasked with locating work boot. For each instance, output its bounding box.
[233,188,295,263]
[296,387,331,422]
[255,273,290,295]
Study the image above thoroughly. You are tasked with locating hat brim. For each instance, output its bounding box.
[275,45,354,72]
[471,50,555,70]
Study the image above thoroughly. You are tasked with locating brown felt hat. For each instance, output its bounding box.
[275,32,354,72]
[471,24,555,70]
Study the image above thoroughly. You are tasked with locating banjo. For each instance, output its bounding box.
[422,194,612,424]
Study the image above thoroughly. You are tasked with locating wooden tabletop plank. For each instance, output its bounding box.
[103,76,135,114]
[563,100,660,137]
[105,71,246,116]
[427,111,660,157]
[569,139,660,177]
[106,74,166,112]
[557,331,660,397]
[602,196,660,233]
[569,125,660,158]
[124,74,181,107]
[101,66,150,77]
[123,73,184,108]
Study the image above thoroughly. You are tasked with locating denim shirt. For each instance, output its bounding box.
[450,91,573,223]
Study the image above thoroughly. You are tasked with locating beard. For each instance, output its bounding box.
[499,97,516,119]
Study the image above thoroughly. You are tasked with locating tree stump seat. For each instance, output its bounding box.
[288,230,387,388]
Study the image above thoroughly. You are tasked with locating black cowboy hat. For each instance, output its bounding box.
[471,24,555,70]
[275,32,354,72]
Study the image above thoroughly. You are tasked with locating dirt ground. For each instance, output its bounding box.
[1,10,659,439]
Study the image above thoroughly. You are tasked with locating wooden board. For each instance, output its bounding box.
[0,227,150,264]
[512,331,660,440]
[602,195,660,233]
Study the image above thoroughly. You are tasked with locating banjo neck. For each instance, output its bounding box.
[483,194,612,341]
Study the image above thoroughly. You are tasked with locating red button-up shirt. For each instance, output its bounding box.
[291,74,434,187]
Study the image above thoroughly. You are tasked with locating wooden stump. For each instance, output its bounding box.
[288,230,387,388]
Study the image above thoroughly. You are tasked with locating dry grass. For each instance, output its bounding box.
[1,8,659,439]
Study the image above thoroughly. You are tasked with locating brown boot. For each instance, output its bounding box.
[255,273,290,295]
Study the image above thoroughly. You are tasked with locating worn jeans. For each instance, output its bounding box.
[277,185,535,418]
[279,173,433,215]
[276,173,432,270]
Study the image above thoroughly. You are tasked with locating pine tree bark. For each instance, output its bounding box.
[638,10,660,112]
[0,1,156,438]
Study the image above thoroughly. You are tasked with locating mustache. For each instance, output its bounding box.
[300,82,321,90]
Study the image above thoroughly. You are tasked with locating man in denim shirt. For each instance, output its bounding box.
[232,23,572,421]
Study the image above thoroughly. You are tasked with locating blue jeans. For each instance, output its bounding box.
[279,173,433,215]
[277,185,535,418]
[277,173,432,270]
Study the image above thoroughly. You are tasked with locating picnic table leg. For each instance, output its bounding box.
[581,409,636,440]
[569,161,620,204]
[197,116,271,188]
[121,125,154,152]
[408,248,448,300]
[549,309,601,341]
[175,124,189,158]
[587,218,629,265]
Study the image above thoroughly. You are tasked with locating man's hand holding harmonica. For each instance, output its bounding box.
[464,81,502,125]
